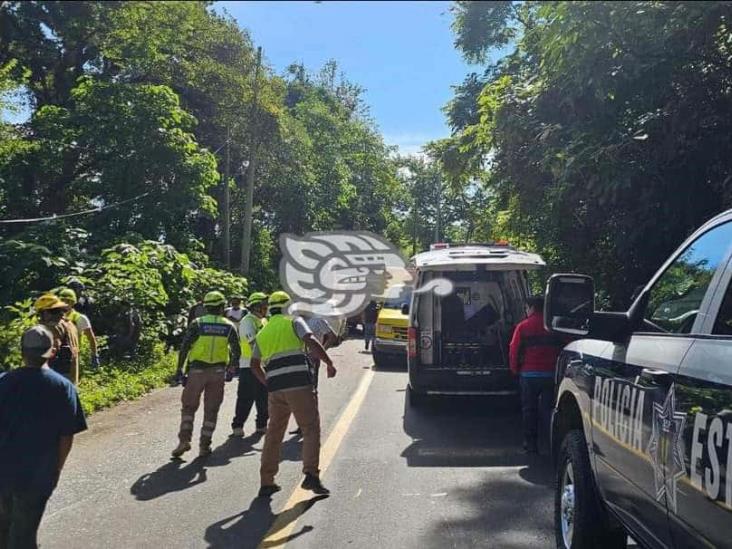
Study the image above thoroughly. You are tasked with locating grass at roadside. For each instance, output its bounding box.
[78,346,178,415]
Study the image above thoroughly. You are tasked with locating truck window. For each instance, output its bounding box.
[646,221,732,334]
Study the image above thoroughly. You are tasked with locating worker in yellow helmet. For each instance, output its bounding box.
[231,292,269,437]
[35,294,80,385]
[251,291,336,497]
[58,288,100,370]
[172,291,241,459]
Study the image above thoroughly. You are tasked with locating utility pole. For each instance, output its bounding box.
[434,177,442,243]
[222,127,231,268]
[241,46,262,275]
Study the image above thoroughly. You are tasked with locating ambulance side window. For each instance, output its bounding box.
[645,221,732,334]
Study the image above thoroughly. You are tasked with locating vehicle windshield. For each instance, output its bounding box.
[382,287,413,309]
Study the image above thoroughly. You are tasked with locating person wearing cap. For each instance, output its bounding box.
[224,296,246,326]
[250,291,336,497]
[58,288,100,370]
[0,325,87,548]
[509,295,565,454]
[35,294,80,385]
[172,291,241,458]
[230,292,269,437]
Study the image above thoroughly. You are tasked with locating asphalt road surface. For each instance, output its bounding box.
[40,338,554,549]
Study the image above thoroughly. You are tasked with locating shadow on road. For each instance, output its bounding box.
[400,393,553,472]
[204,494,328,549]
[131,431,305,501]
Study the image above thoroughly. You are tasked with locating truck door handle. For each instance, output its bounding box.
[641,368,672,383]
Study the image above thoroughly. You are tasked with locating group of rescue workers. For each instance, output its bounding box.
[171,289,336,497]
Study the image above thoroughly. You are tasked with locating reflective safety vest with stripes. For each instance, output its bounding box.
[240,313,266,359]
[255,315,311,392]
[188,315,235,366]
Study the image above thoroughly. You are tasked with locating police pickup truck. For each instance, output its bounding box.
[545,210,732,549]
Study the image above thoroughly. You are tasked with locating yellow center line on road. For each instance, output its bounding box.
[258,369,375,548]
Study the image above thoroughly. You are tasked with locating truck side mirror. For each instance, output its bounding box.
[401,303,410,315]
[544,274,595,336]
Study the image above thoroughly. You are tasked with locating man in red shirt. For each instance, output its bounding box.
[509,295,564,454]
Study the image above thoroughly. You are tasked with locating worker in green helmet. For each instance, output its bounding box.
[172,291,241,459]
[230,292,269,437]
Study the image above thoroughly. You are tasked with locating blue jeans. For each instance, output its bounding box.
[0,490,51,549]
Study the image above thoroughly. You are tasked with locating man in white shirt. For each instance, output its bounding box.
[231,292,268,437]
[225,296,246,326]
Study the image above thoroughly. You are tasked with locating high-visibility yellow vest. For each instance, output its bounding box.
[255,314,311,392]
[241,313,265,359]
[188,315,235,366]
[68,309,82,326]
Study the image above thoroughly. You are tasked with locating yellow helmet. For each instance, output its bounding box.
[247,292,269,307]
[34,293,68,312]
[58,288,78,304]
[268,290,291,309]
[203,290,226,307]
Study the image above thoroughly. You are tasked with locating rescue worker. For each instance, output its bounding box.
[251,291,335,497]
[58,288,100,370]
[509,295,564,454]
[172,291,241,458]
[35,294,80,385]
[225,296,246,326]
[231,292,269,437]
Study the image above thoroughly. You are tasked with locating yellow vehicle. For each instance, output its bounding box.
[373,286,412,369]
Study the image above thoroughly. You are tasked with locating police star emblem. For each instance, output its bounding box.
[646,384,687,512]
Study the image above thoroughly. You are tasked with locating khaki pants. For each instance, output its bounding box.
[178,367,225,447]
[260,386,320,485]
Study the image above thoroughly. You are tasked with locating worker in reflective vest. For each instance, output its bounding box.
[251,291,335,497]
[172,291,240,459]
[231,291,269,437]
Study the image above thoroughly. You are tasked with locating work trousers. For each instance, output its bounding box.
[178,367,225,447]
[0,490,50,549]
[232,368,268,430]
[260,386,321,485]
[520,376,555,447]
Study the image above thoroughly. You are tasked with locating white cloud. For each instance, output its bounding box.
[383,132,438,158]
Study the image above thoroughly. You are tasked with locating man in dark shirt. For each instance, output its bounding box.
[0,325,88,548]
[363,300,378,350]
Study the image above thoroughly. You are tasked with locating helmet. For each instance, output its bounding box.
[268,290,291,309]
[34,294,68,312]
[247,292,268,307]
[203,291,227,307]
[58,288,78,304]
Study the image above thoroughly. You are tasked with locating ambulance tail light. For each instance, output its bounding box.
[407,327,418,358]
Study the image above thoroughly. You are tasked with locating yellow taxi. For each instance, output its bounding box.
[373,285,412,368]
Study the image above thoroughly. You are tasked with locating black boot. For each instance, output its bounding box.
[258,484,281,497]
[301,473,330,495]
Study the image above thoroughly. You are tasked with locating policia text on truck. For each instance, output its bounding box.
[545,209,732,549]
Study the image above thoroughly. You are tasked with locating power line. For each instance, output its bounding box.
[0,192,151,225]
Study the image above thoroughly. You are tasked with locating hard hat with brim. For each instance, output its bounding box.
[21,325,55,358]
[268,291,291,308]
[34,294,69,312]
[58,288,78,304]
[247,292,269,307]
[203,291,227,307]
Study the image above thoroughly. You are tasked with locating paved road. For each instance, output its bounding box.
[40,338,554,549]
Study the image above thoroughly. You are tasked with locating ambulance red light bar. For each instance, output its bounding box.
[430,242,450,250]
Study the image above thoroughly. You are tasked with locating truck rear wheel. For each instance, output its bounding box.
[407,385,427,407]
[372,350,385,369]
[555,430,626,549]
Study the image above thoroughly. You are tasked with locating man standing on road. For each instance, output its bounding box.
[225,296,246,326]
[0,325,87,548]
[363,300,378,351]
[58,288,100,370]
[231,292,269,438]
[509,295,564,454]
[251,291,335,497]
[172,291,240,459]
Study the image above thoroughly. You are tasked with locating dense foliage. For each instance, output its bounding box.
[0,1,410,379]
[439,1,732,307]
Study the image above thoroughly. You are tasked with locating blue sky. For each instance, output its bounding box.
[217,1,477,155]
